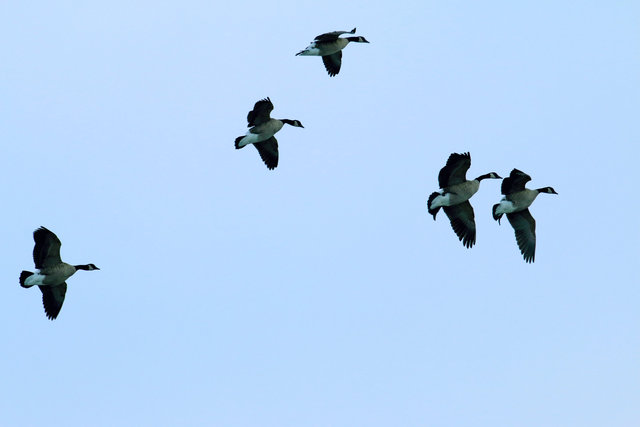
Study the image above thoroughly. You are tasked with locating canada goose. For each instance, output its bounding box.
[19,227,99,320]
[492,169,558,263]
[427,152,501,248]
[296,28,369,76]
[235,97,304,170]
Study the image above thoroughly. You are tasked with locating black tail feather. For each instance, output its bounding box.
[427,192,441,220]
[20,271,34,288]
[492,204,503,224]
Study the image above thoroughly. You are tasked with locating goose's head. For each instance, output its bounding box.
[538,187,558,195]
[283,119,304,128]
[476,172,502,181]
[347,36,369,43]
[75,264,100,271]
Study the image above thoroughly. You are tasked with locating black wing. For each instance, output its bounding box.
[438,152,471,188]
[443,201,476,248]
[506,208,536,263]
[253,137,279,170]
[322,52,342,77]
[314,28,356,42]
[502,168,532,195]
[39,283,67,320]
[33,227,62,269]
[247,97,274,127]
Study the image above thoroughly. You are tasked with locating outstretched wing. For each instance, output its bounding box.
[33,227,62,269]
[253,137,279,170]
[507,208,536,263]
[247,97,274,127]
[314,28,356,42]
[438,152,471,188]
[502,168,532,195]
[39,283,67,320]
[322,52,342,77]
[443,201,476,248]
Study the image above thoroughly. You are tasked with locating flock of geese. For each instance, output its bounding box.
[19,28,556,320]
[427,153,557,263]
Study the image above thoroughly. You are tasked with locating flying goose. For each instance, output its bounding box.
[296,28,369,76]
[427,152,501,248]
[235,97,304,170]
[19,227,99,320]
[492,169,558,262]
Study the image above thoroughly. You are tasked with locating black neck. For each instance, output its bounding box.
[74,264,94,271]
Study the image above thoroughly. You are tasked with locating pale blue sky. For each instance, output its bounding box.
[1,1,639,426]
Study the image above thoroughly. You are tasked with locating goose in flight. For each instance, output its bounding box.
[20,227,99,320]
[492,169,558,262]
[235,97,304,170]
[428,152,501,248]
[296,28,369,76]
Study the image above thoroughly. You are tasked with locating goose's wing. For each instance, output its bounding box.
[438,152,471,188]
[502,168,531,195]
[253,136,279,170]
[322,51,342,77]
[314,28,356,42]
[33,227,62,269]
[443,201,476,248]
[247,97,274,127]
[506,208,536,263]
[39,283,67,320]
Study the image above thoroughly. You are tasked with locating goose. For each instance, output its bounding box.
[427,152,501,248]
[492,169,558,263]
[19,226,99,320]
[235,97,304,170]
[296,28,369,76]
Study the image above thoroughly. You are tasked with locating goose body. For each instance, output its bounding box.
[235,97,303,170]
[427,152,501,248]
[19,227,99,320]
[23,263,77,287]
[296,37,351,57]
[492,169,558,262]
[296,28,369,76]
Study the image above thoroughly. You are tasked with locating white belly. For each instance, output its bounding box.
[430,191,470,208]
[494,199,516,215]
[237,131,270,147]
[25,273,47,287]
[27,264,77,287]
[298,45,323,56]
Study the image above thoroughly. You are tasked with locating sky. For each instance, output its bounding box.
[1,1,639,426]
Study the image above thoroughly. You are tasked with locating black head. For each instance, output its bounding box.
[476,172,502,181]
[283,119,304,128]
[347,36,369,43]
[537,186,558,195]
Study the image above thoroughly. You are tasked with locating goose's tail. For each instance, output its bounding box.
[427,192,441,220]
[492,204,503,224]
[19,271,34,288]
